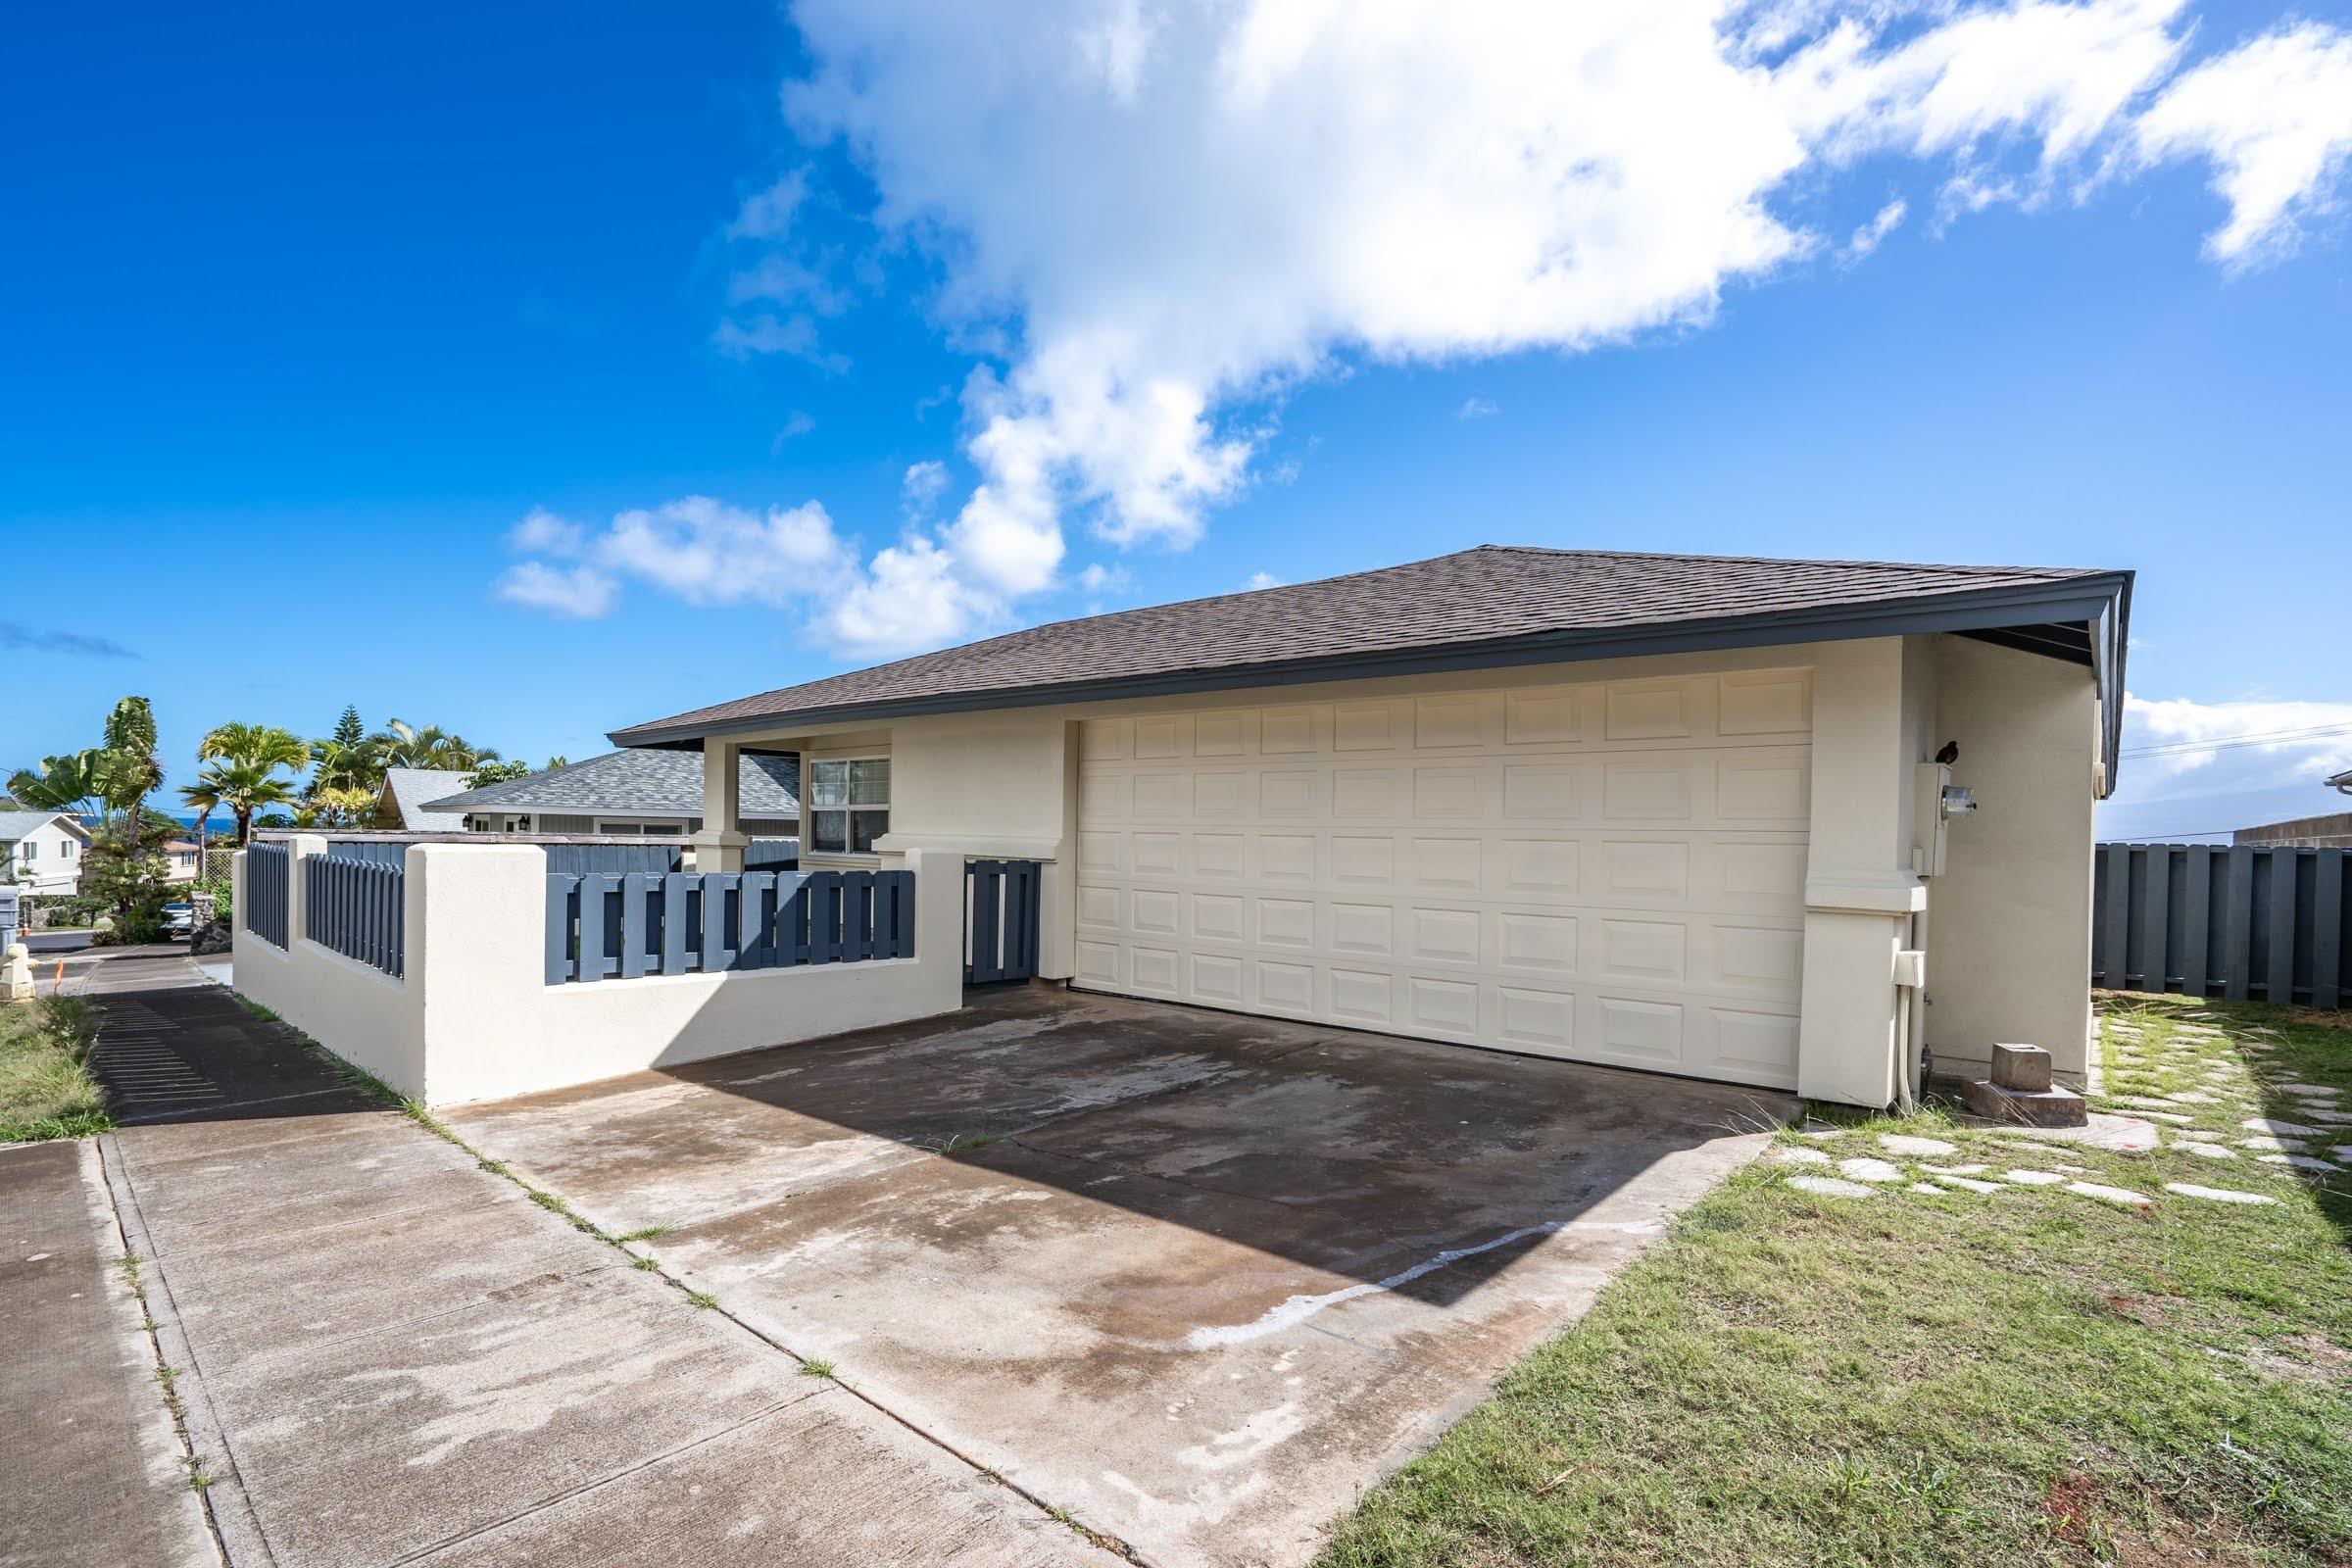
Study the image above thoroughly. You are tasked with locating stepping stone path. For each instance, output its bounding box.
[2005,1169,2067,1187]
[1838,1157,1905,1184]
[1931,1174,2004,1194]
[2068,1182,2150,1208]
[2240,1136,2302,1152]
[2243,1117,2327,1137]
[2259,1153,2340,1173]
[2272,1082,2336,1096]
[1880,1134,1957,1157]
[2178,1142,2238,1160]
[1771,1146,1833,1166]
[2334,1145,2352,1163]
[1788,1175,1878,1200]
[2165,1183,2279,1205]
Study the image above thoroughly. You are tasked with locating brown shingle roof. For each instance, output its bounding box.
[612,545,2126,746]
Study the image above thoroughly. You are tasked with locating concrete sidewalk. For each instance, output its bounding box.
[0,1138,216,1568]
[24,950,1117,1568]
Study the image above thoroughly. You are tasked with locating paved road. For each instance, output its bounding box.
[2,948,1117,1568]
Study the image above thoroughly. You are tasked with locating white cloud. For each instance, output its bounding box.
[508,507,586,557]
[1076,562,1133,594]
[2097,692,2352,837]
[733,0,2352,658]
[901,460,951,518]
[728,170,809,240]
[1457,397,1500,419]
[818,537,977,654]
[1244,570,1283,591]
[711,313,850,371]
[494,561,616,618]
[594,0,2352,661]
[1838,197,1908,263]
[500,496,875,631]
[771,412,816,450]
[2131,23,2352,266]
[2120,693,2352,778]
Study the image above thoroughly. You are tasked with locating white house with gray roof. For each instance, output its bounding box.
[419,750,801,839]
[0,810,92,895]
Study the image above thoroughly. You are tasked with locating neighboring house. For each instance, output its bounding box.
[164,838,204,884]
[0,811,92,895]
[420,750,801,838]
[610,545,2132,1107]
[377,768,477,831]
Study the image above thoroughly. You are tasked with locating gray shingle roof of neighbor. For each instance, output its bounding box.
[380,768,477,831]
[0,810,91,845]
[421,751,801,817]
[610,545,2132,760]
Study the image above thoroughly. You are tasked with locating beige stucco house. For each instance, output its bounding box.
[607,546,2132,1109]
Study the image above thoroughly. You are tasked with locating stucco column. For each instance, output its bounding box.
[1796,641,1922,1107]
[689,741,746,872]
[284,833,328,949]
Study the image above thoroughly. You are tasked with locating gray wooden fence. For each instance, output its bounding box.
[2092,842,2348,1009]
[546,867,914,984]
[245,842,290,950]
[306,854,405,977]
[965,859,1042,985]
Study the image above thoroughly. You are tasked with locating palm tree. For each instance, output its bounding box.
[199,721,307,775]
[369,719,500,771]
[8,749,119,824]
[188,721,308,847]
[103,697,163,852]
[181,761,299,847]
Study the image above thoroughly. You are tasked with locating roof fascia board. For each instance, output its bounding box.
[612,575,2131,750]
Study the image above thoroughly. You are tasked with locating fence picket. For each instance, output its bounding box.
[2316,850,2344,1010]
[2093,841,2347,1008]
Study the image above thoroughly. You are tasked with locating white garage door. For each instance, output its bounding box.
[1072,669,1813,1089]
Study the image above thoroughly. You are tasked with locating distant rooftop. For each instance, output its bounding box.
[380,768,476,832]
[420,750,800,819]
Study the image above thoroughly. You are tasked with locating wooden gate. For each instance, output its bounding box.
[965,858,1042,986]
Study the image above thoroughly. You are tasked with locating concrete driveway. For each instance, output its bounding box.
[445,987,1791,1568]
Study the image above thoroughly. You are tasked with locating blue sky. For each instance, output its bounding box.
[5,0,2349,838]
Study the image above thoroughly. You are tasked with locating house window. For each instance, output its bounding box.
[808,758,889,856]
[20,843,33,860]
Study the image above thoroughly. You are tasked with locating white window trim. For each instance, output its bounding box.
[805,755,891,860]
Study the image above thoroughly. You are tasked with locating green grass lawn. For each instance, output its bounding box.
[0,996,114,1142]
[1320,995,2352,1568]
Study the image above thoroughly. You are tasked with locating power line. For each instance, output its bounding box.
[2122,721,2352,759]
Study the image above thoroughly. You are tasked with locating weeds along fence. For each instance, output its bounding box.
[2092,843,2348,1009]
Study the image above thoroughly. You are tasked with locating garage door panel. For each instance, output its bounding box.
[1075,671,1811,1089]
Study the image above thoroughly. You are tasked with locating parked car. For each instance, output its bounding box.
[162,902,195,937]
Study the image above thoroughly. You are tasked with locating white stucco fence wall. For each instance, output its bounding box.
[234,839,966,1106]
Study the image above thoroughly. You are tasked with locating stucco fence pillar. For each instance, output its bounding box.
[235,841,967,1107]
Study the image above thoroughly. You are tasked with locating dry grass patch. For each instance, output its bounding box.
[0,996,113,1141]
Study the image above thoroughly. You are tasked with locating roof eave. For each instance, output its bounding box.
[610,574,2135,756]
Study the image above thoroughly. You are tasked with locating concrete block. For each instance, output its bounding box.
[1960,1076,2086,1128]
[1991,1043,2052,1092]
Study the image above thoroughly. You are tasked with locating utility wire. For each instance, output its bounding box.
[2122,721,2352,759]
